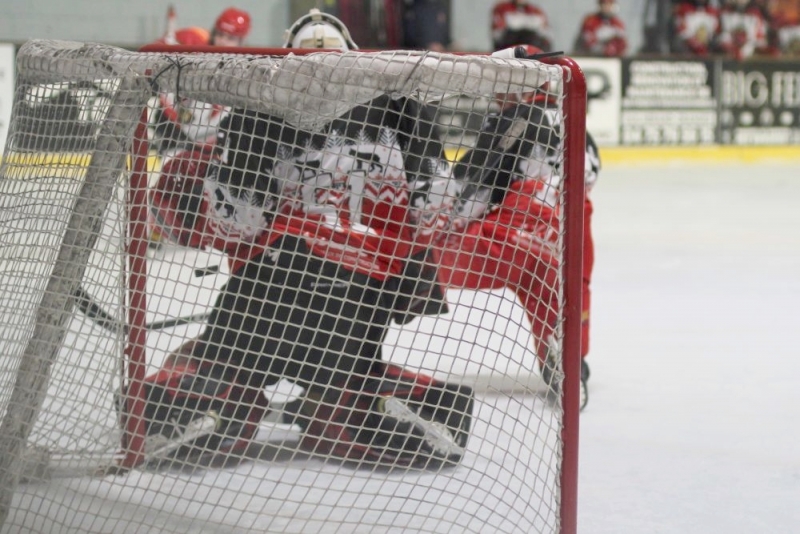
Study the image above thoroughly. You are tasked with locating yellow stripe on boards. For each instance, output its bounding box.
[600,145,800,165]
[0,152,162,172]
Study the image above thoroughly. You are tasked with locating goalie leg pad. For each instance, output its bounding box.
[297,363,473,469]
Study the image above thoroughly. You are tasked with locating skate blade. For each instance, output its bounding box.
[143,412,220,464]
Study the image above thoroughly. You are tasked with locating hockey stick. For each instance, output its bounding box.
[454,114,531,219]
[490,46,564,61]
[73,285,120,333]
[73,253,218,332]
[146,312,210,331]
[73,285,210,333]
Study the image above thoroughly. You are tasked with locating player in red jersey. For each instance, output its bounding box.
[671,0,721,56]
[156,6,252,47]
[715,0,769,59]
[434,45,599,411]
[574,0,628,57]
[491,1,553,52]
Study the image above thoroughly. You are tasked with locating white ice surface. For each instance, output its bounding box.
[578,161,800,533]
[4,161,799,533]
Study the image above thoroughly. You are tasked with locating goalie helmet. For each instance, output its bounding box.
[283,8,358,51]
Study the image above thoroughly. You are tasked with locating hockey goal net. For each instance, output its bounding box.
[0,40,585,533]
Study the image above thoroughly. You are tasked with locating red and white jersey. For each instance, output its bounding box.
[155,96,453,280]
[491,2,551,47]
[263,129,416,279]
[576,13,628,56]
[716,5,768,59]
[672,2,721,55]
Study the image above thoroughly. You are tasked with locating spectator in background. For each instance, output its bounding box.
[401,0,452,52]
[492,28,546,52]
[763,0,800,56]
[715,0,769,59]
[775,14,800,55]
[155,6,252,47]
[670,0,720,56]
[208,7,252,47]
[752,0,783,55]
[573,0,628,57]
[491,1,553,52]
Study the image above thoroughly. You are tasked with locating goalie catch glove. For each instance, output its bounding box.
[295,363,473,470]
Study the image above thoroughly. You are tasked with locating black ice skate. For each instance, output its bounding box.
[579,359,590,412]
[374,395,466,465]
[297,363,473,470]
[540,336,590,412]
[119,359,268,467]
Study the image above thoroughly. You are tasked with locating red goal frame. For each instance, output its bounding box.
[129,44,587,533]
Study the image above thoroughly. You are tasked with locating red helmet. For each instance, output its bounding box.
[214,7,251,38]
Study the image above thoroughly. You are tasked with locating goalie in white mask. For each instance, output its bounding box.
[283,8,359,51]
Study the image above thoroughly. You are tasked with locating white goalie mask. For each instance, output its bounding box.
[283,8,358,51]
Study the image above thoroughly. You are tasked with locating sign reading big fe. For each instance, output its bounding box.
[719,61,800,145]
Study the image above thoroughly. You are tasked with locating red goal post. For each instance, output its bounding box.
[0,41,586,533]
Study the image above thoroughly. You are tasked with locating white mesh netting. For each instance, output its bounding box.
[0,40,583,534]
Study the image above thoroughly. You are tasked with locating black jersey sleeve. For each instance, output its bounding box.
[452,102,560,215]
